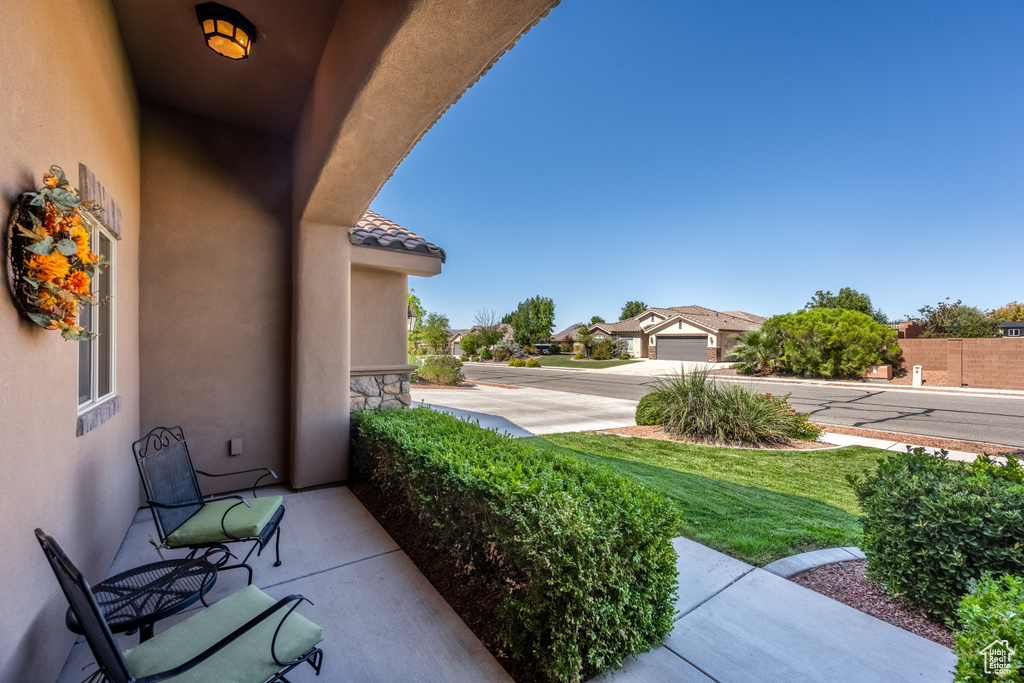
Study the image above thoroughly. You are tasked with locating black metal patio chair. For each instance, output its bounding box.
[35,529,323,683]
[133,426,285,584]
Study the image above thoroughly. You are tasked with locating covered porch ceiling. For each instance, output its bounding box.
[110,0,560,223]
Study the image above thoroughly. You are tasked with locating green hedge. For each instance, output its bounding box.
[954,573,1024,682]
[849,449,1024,620]
[352,407,681,682]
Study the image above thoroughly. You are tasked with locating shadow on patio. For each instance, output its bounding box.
[56,486,511,682]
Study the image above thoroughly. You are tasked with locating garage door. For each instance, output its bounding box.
[656,336,707,361]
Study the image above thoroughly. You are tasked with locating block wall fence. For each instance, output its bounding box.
[900,338,1024,390]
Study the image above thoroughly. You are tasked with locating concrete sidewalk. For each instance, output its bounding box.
[595,538,956,683]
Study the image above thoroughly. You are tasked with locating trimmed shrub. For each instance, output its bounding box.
[560,343,573,353]
[509,358,526,367]
[480,347,493,361]
[493,347,511,362]
[459,354,469,361]
[526,358,541,368]
[954,573,1024,682]
[649,367,820,445]
[619,354,630,360]
[591,339,614,360]
[764,308,903,378]
[352,408,681,682]
[471,356,480,363]
[418,355,464,386]
[635,392,670,426]
[848,449,1024,620]
[574,352,584,360]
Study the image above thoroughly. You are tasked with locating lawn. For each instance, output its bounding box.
[536,355,642,369]
[528,432,887,566]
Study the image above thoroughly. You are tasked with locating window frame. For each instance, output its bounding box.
[77,213,116,414]
[1009,328,1022,337]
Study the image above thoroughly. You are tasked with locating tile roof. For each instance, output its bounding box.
[350,209,446,262]
[551,324,581,341]
[593,305,765,335]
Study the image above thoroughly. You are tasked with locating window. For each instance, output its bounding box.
[625,337,634,351]
[1009,328,1022,337]
[78,215,115,412]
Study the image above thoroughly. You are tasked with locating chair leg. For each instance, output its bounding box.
[273,526,282,567]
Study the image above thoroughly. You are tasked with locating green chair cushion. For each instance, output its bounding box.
[124,584,322,683]
[165,496,283,547]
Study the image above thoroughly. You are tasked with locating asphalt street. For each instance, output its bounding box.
[461,364,1024,448]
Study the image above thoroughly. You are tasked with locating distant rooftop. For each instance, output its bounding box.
[350,209,447,262]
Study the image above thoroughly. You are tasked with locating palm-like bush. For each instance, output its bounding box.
[728,328,780,375]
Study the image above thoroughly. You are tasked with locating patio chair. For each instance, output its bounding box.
[133,426,285,585]
[35,529,323,683]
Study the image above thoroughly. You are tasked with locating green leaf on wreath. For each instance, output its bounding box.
[22,276,41,290]
[27,312,52,328]
[49,188,81,212]
[29,192,47,207]
[55,239,78,256]
[25,237,54,255]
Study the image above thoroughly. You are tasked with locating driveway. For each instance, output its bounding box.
[411,385,637,436]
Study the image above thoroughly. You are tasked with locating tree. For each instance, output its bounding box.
[764,308,902,379]
[407,289,426,321]
[910,298,1001,338]
[420,312,451,354]
[728,328,781,375]
[990,301,1024,322]
[459,332,481,355]
[502,296,555,346]
[473,308,503,347]
[806,287,887,324]
[589,315,606,325]
[574,323,596,357]
[620,300,648,320]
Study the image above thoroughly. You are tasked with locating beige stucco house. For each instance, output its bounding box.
[591,306,765,361]
[0,1,558,679]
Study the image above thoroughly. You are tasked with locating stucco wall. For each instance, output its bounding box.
[0,1,141,679]
[139,105,292,491]
[648,318,709,338]
[351,265,409,369]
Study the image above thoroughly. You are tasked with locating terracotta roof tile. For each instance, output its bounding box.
[595,304,764,335]
[350,209,446,262]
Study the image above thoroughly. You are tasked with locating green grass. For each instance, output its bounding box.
[536,355,642,369]
[528,432,887,566]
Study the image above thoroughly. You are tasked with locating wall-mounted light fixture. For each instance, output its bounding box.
[196,3,255,60]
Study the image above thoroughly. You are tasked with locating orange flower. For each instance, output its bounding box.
[67,270,91,294]
[26,253,71,282]
[43,172,58,188]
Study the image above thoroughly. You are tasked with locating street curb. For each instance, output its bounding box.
[764,547,867,579]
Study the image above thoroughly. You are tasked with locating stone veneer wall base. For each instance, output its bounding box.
[350,373,411,411]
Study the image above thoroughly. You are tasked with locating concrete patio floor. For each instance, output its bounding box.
[56,485,510,683]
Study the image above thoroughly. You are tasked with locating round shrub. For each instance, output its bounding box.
[417,355,465,386]
[493,347,511,362]
[509,358,526,367]
[526,359,541,368]
[954,573,1024,683]
[619,354,630,360]
[849,450,1024,620]
[636,392,669,426]
[574,352,584,360]
[560,343,573,353]
[480,347,493,361]
[471,356,480,363]
[460,354,469,361]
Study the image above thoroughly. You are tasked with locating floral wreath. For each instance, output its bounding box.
[6,167,105,340]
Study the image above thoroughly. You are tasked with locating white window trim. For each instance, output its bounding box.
[1009,328,1022,337]
[78,213,116,415]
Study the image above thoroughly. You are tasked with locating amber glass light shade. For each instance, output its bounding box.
[195,3,255,60]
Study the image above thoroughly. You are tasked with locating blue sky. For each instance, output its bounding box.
[372,0,1024,331]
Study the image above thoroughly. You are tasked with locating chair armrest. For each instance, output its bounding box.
[133,594,314,683]
[195,467,278,498]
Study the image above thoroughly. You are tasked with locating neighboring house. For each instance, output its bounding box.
[448,323,514,353]
[590,306,765,361]
[0,2,557,679]
[551,324,581,345]
[1000,321,1024,338]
